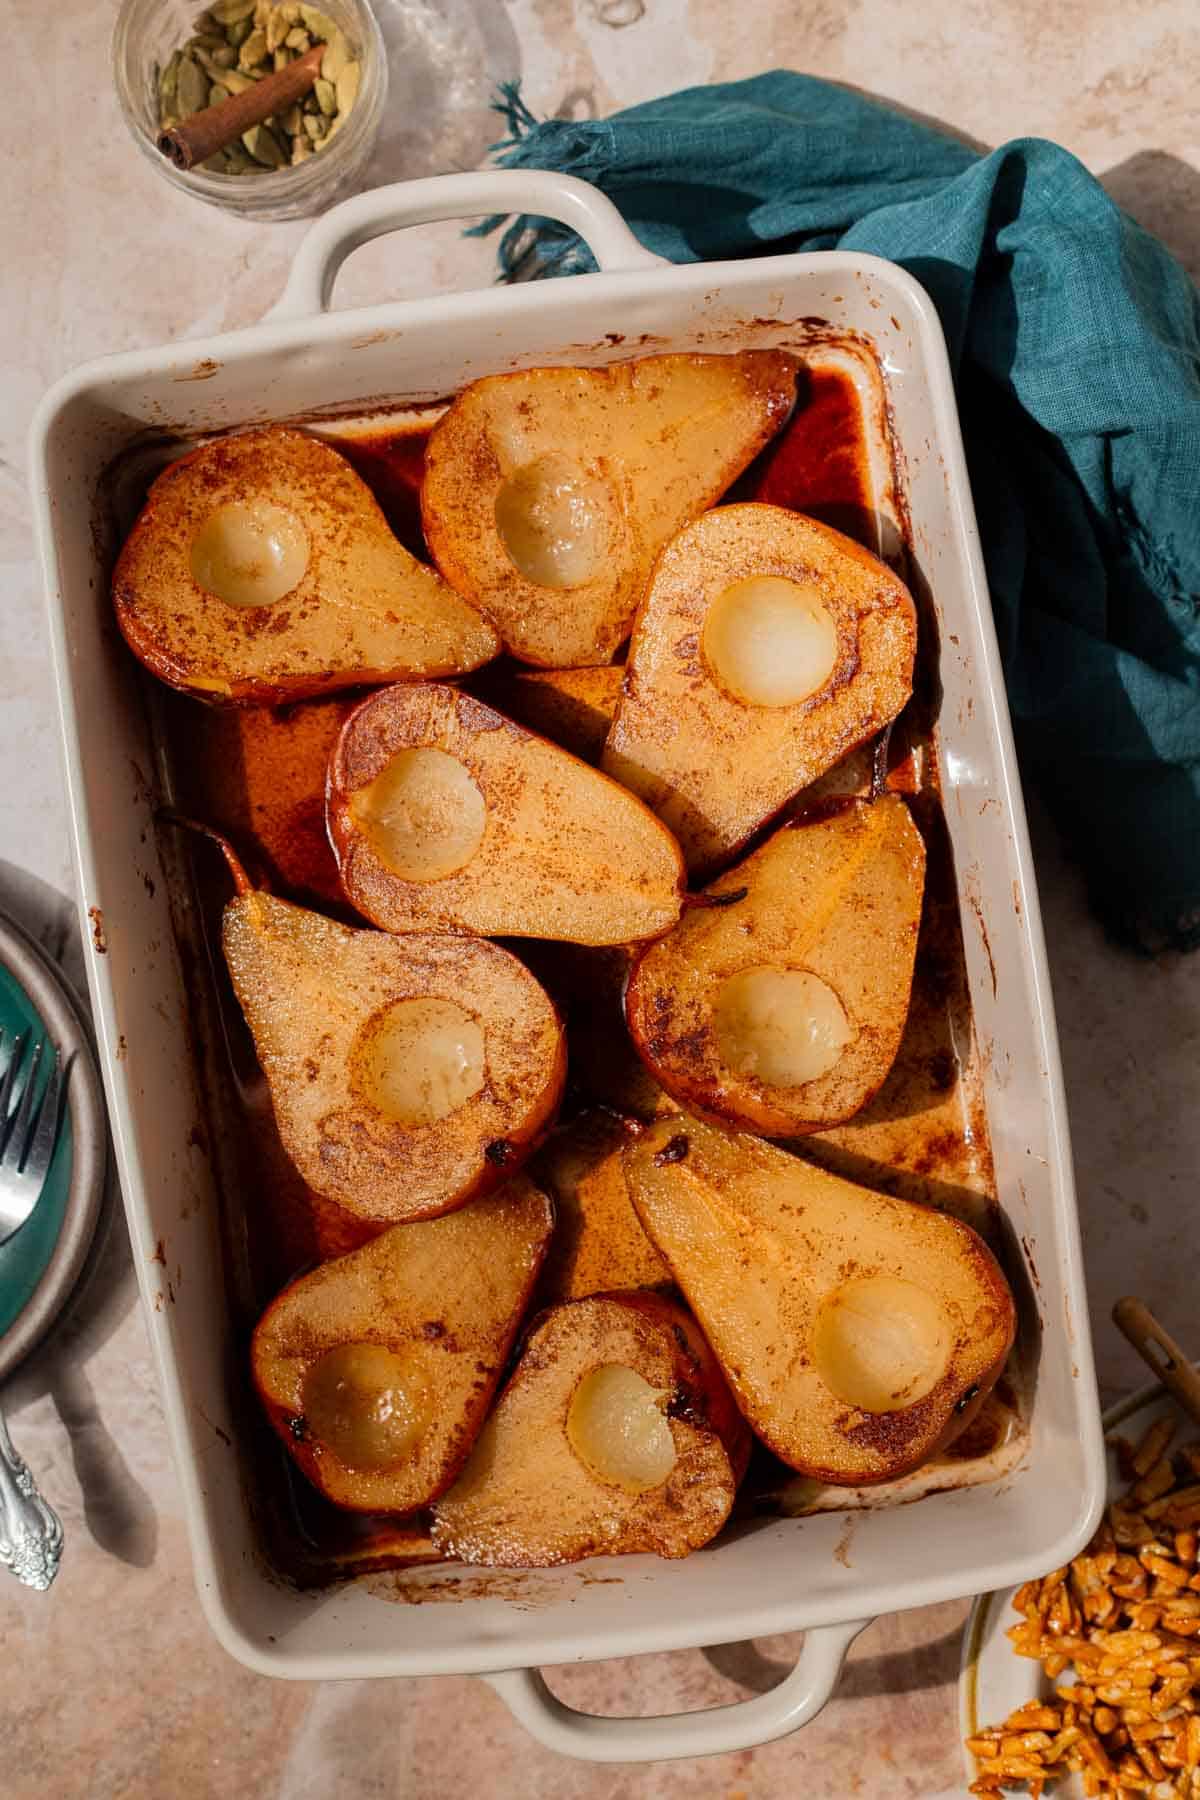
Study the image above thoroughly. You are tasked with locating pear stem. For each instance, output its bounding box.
[870,722,895,801]
[156,809,256,896]
[681,886,748,912]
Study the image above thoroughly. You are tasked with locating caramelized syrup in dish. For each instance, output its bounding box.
[150,355,1025,1584]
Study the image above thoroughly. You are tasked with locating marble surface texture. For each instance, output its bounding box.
[5,1,1200,1794]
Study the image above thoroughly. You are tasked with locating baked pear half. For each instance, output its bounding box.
[626,795,926,1134]
[603,504,917,875]
[626,1118,1016,1486]
[431,1292,750,1565]
[113,427,498,703]
[328,683,684,945]
[533,1111,671,1304]
[192,826,564,1223]
[252,1177,554,1513]
[421,351,798,667]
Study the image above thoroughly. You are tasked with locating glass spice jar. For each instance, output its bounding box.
[112,0,387,221]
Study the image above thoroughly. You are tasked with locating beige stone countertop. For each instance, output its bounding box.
[5,1,1200,1794]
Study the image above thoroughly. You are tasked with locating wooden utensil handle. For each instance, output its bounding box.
[1114,1296,1200,1427]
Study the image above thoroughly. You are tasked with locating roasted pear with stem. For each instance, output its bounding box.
[603,504,917,875]
[626,795,926,1135]
[328,683,684,945]
[431,1291,750,1566]
[173,819,565,1224]
[421,351,798,667]
[626,1118,1016,1485]
[252,1176,555,1513]
[113,427,498,704]
[532,1111,671,1304]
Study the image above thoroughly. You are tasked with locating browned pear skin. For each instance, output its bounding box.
[473,663,624,765]
[603,504,917,876]
[431,1292,750,1566]
[625,1118,1016,1486]
[251,1177,555,1514]
[328,683,685,946]
[291,1519,446,1586]
[421,351,799,668]
[532,1111,672,1304]
[626,796,926,1135]
[163,689,356,912]
[113,426,498,705]
[222,889,565,1224]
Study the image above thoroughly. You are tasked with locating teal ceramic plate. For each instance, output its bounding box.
[0,960,73,1334]
[0,907,106,1381]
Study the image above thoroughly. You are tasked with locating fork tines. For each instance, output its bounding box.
[0,1027,31,1146]
[0,1030,65,1176]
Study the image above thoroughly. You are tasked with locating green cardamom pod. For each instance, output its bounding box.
[334,59,359,118]
[208,81,230,105]
[226,14,253,46]
[242,122,286,167]
[320,27,349,81]
[192,45,223,81]
[158,49,182,108]
[238,25,268,67]
[217,66,256,92]
[211,0,256,21]
[299,6,335,40]
[313,75,336,116]
[176,53,210,117]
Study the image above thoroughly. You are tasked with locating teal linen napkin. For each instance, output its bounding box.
[484,76,1200,951]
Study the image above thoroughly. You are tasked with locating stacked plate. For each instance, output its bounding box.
[0,905,106,1385]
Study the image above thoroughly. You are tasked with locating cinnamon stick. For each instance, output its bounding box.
[158,43,325,172]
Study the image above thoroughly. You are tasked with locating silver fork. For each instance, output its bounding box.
[0,1409,63,1589]
[0,1029,68,1590]
[0,1029,67,1248]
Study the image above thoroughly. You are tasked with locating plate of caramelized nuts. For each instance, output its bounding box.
[963,1303,1200,1799]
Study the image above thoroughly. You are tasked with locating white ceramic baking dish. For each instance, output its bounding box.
[29,169,1105,1763]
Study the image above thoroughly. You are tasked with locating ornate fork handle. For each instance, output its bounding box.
[0,1407,63,1590]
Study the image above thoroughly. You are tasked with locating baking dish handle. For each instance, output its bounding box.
[272,170,668,319]
[482,1617,869,1763]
